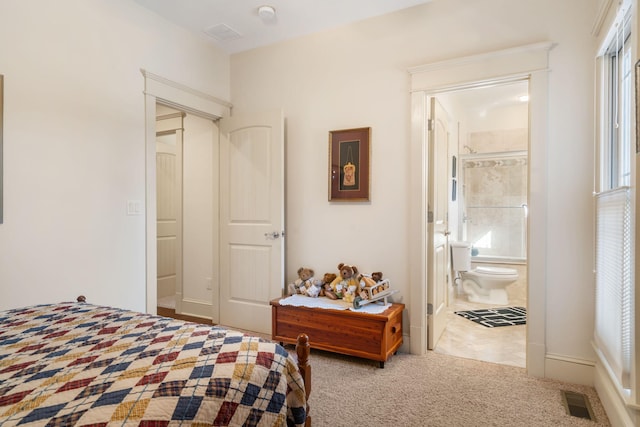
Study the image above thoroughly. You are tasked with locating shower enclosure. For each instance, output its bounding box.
[459,151,528,263]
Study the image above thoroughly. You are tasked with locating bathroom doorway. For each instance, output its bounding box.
[434,79,529,368]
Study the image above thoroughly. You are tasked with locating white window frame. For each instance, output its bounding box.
[593,0,636,405]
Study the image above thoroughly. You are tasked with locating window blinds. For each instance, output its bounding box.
[594,187,632,389]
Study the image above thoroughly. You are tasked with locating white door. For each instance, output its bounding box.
[427,97,450,350]
[156,130,183,312]
[219,110,284,334]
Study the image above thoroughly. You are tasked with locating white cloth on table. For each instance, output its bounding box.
[279,294,391,314]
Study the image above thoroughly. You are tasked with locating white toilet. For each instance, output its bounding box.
[450,241,518,305]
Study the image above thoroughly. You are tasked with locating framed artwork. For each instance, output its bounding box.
[328,127,370,201]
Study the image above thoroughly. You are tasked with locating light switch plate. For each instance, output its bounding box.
[127,200,143,215]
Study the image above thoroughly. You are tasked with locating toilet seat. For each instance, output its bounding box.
[474,266,517,276]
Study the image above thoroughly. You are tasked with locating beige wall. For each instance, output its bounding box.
[0,0,608,385]
[0,0,230,312]
[230,0,599,370]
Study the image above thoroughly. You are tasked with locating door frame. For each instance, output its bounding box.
[141,70,232,315]
[408,42,552,378]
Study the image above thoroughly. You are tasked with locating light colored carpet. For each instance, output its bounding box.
[296,349,610,427]
[218,325,610,426]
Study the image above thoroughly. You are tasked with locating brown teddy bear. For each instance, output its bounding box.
[330,263,361,302]
[319,273,338,299]
[371,272,383,283]
[287,267,319,297]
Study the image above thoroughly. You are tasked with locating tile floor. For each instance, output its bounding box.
[434,263,527,368]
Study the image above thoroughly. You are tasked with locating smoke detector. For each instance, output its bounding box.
[258,5,276,21]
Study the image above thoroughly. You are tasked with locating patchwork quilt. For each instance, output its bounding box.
[0,302,307,426]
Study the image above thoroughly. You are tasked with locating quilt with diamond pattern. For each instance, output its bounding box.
[0,302,307,426]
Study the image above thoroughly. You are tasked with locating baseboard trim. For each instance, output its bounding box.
[544,353,595,386]
[527,342,546,377]
[594,362,637,426]
[400,334,410,354]
[156,306,213,324]
[177,298,213,320]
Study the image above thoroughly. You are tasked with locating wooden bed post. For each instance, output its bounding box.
[295,333,311,427]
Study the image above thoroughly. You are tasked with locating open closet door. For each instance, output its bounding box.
[219,110,285,334]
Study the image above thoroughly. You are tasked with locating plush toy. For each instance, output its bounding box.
[330,263,361,301]
[305,282,322,298]
[319,273,338,299]
[358,271,390,300]
[357,273,377,289]
[287,267,318,297]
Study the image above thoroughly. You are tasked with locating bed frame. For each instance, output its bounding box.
[76,296,312,426]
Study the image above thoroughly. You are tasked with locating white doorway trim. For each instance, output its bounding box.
[141,69,232,314]
[408,42,552,378]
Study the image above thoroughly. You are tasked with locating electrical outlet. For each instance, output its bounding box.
[205,277,212,290]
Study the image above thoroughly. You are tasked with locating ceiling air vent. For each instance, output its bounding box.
[204,24,242,42]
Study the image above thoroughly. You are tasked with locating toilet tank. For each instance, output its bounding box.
[450,241,471,272]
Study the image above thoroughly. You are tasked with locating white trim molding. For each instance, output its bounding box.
[595,362,639,426]
[591,0,615,37]
[180,297,214,320]
[408,42,552,380]
[544,353,596,386]
[408,42,554,93]
[141,69,232,120]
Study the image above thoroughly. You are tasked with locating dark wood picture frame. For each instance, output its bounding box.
[328,127,370,201]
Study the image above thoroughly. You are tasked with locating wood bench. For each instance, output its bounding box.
[270,298,404,368]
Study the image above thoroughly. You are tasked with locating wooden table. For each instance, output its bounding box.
[270,298,404,367]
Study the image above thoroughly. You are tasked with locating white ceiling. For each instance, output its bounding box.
[133,0,433,54]
[133,0,526,111]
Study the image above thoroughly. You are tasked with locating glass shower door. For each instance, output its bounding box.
[460,151,528,262]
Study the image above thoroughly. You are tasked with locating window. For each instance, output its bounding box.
[594,2,634,394]
[604,29,632,189]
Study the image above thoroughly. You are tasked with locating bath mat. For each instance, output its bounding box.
[454,306,526,328]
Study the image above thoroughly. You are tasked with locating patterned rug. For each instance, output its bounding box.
[455,306,526,328]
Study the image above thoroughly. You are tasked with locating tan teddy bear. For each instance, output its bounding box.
[287,267,319,297]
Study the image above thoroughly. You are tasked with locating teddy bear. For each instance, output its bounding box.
[330,263,361,301]
[319,273,338,299]
[287,267,319,297]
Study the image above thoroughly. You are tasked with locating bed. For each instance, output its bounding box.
[0,297,311,426]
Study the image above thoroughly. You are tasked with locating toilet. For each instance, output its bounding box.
[450,241,518,305]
